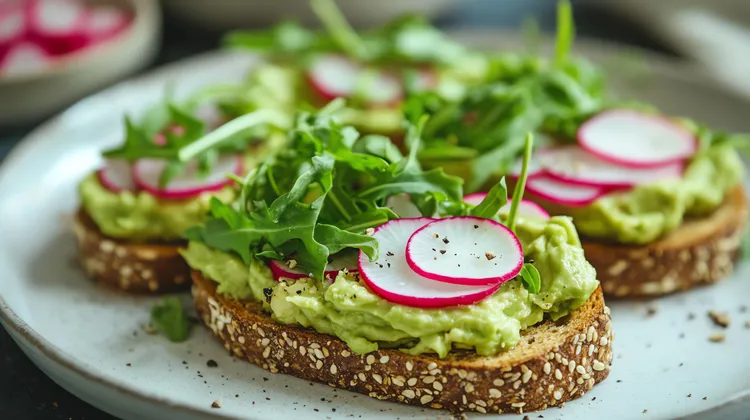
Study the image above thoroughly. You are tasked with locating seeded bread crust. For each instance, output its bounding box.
[73,209,190,294]
[583,186,748,298]
[192,270,613,414]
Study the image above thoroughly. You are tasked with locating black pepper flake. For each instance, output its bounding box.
[296,290,302,295]
[703,397,707,400]
[591,397,596,401]
[442,237,449,244]
[126,363,131,367]
[207,360,218,368]
[439,250,446,254]
[378,263,384,268]
[263,377,269,381]
[314,408,319,412]
[386,251,394,257]
[473,224,478,229]
[387,263,391,268]
[263,288,273,303]
[235,394,239,398]
[687,394,692,397]
[266,397,270,401]
[182,361,187,365]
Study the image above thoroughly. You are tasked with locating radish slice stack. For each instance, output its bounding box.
[509,109,696,207]
[357,216,526,308]
[0,0,131,76]
[133,154,243,200]
[307,54,421,107]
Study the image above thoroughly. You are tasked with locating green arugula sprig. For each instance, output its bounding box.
[150,297,191,342]
[402,0,604,192]
[101,100,290,188]
[223,0,470,66]
[185,101,527,280]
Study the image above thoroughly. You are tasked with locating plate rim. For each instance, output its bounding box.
[1,30,749,420]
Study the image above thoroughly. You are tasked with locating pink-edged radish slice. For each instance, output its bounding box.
[386,194,423,219]
[28,0,89,56]
[0,42,50,76]
[578,109,697,168]
[539,145,683,189]
[269,253,358,282]
[133,154,242,200]
[81,6,129,43]
[358,218,501,308]
[307,54,402,105]
[97,159,136,193]
[525,174,607,207]
[405,217,524,286]
[509,152,544,179]
[463,193,550,221]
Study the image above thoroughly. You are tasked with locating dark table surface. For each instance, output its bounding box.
[0,1,678,419]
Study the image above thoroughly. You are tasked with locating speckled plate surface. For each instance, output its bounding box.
[1,32,750,420]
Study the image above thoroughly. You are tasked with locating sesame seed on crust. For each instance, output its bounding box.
[191,270,613,414]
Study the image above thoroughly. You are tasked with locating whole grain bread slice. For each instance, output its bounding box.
[73,208,190,294]
[583,186,748,298]
[192,270,613,414]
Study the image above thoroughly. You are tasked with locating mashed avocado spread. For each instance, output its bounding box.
[182,216,598,358]
[79,174,237,241]
[566,143,743,244]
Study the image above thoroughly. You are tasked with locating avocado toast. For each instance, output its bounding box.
[181,103,612,413]
[408,1,749,298]
[222,0,489,139]
[74,98,289,294]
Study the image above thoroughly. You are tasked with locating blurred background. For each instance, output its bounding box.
[1,0,750,418]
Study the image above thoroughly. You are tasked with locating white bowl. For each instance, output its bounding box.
[162,0,459,31]
[0,0,161,126]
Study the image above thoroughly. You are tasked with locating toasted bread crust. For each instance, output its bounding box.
[192,270,612,414]
[583,186,748,298]
[73,209,190,294]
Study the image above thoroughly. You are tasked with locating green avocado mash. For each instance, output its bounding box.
[79,174,237,241]
[181,216,598,358]
[566,143,744,244]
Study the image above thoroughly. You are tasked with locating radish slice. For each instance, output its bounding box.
[509,153,544,179]
[386,194,422,219]
[525,174,607,207]
[539,145,683,189]
[307,54,402,106]
[405,217,524,286]
[578,109,697,168]
[97,159,135,193]
[1,42,50,76]
[499,200,550,220]
[81,6,129,43]
[358,218,501,308]
[268,252,358,282]
[464,193,550,221]
[133,154,242,200]
[28,0,89,56]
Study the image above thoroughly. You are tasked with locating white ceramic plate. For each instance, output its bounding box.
[2,32,750,420]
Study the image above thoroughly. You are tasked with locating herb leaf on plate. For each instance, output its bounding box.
[150,297,191,342]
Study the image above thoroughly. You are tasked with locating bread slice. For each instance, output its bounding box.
[73,208,190,294]
[192,270,613,414]
[584,186,748,298]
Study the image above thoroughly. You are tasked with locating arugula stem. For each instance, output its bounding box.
[177,109,289,162]
[506,132,534,233]
[553,0,574,67]
[310,0,366,60]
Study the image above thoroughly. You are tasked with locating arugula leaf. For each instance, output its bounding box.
[469,178,508,218]
[186,106,474,279]
[519,263,541,294]
[150,297,191,342]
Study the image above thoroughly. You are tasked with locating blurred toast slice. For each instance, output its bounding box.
[73,208,190,294]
